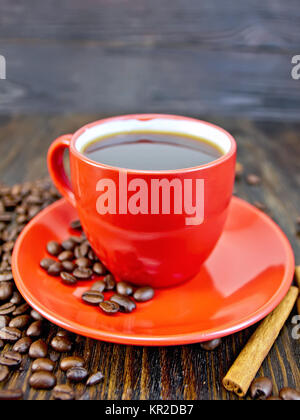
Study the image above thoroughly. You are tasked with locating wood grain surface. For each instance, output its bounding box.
[0,1,300,120]
[0,114,299,400]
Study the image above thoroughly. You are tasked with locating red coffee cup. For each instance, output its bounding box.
[48,114,236,288]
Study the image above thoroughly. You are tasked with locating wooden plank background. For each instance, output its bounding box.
[0,0,299,120]
[0,0,299,400]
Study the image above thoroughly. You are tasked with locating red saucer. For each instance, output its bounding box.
[12,197,295,346]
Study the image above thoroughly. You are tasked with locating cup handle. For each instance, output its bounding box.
[47,135,76,207]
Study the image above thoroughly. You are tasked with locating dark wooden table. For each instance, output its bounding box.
[0,114,299,400]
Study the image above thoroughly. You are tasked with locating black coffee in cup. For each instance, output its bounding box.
[82,132,223,170]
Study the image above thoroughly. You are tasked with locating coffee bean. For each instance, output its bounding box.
[32,358,55,373]
[30,310,43,321]
[93,262,107,275]
[0,302,16,315]
[104,274,116,290]
[29,371,57,390]
[2,251,12,260]
[53,384,75,400]
[51,336,72,352]
[75,257,92,268]
[200,339,222,351]
[0,351,22,367]
[0,327,22,342]
[0,207,6,217]
[74,242,89,259]
[16,215,27,225]
[279,387,300,400]
[70,220,82,230]
[66,366,88,383]
[28,207,40,219]
[73,267,93,280]
[2,241,14,253]
[99,301,120,314]
[2,253,11,265]
[246,174,261,186]
[253,201,267,212]
[9,315,31,330]
[90,281,106,293]
[69,235,83,244]
[0,213,13,222]
[60,356,85,372]
[0,315,10,328]
[133,286,154,302]
[88,249,97,261]
[0,271,13,282]
[10,291,23,305]
[56,330,74,341]
[86,372,104,386]
[26,320,43,337]
[73,247,80,259]
[61,261,76,273]
[12,303,30,316]
[110,294,136,313]
[60,272,77,285]
[62,238,76,251]
[82,290,104,306]
[250,377,273,400]
[0,389,23,400]
[11,183,22,196]
[13,337,32,354]
[47,241,63,256]
[235,162,244,179]
[58,250,74,262]
[116,282,134,297]
[40,258,56,270]
[47,262,63,276]
[26,194,43,205]
[0,365,9,382]
[0,282,13,301]
[29,339,48,359]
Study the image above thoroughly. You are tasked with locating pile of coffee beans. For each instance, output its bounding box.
[0,180,107,400]
[0,308,106,400]
[40,226,155,315]
[250,377,300,400]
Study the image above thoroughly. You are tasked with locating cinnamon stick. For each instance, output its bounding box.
[223,286,299,397]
